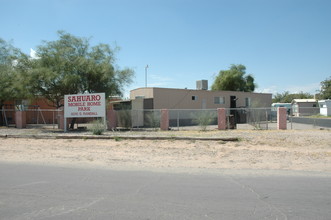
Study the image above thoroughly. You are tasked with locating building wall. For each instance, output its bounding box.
[319,100,331,116]
[3,98,58,125]
[130,88,154,99]
[131,88,272,110]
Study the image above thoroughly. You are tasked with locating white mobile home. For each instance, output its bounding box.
[318,100,331,116]
[291,99,318,117]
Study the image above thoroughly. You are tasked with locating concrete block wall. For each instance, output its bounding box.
[277,107,287,130]
[160,109,169,131]
[107,109,117,130]
[217,108,226,130]
[15,111,27,129]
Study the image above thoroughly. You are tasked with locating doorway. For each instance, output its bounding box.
[230,96,237,109]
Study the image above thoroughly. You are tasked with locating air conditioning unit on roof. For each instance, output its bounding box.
[196,80,208,90]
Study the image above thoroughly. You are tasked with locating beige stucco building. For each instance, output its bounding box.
[130,87,272,110]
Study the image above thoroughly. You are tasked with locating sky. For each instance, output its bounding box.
[1,0,331,98]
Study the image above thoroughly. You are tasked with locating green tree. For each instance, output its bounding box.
[272,91,313,103]
[21,31,134,108]
[1,39,18,105]
[211,64,256,92]
[319,77,331,99]
[0,39,26,125]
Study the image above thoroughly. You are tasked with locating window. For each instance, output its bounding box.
[192,96,198,101]
[245,97,251,107]
[293,104,299,113]
[214,97,225,104]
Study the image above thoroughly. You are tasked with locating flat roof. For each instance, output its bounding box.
[131,87,272,95]
[292,99,317,103]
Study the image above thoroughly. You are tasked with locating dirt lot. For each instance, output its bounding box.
[0,129,330,174]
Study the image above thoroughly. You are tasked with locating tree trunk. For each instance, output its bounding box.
[0,103,3,126]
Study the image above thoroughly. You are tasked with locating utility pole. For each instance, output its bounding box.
[145,65,149,87]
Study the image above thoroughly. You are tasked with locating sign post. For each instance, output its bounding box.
[64,93,106,132]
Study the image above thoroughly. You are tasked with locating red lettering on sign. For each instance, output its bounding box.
[68,95,101,102]
[78,107,91,111]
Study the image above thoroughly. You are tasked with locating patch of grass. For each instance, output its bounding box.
[307,114,331,119]
[114,136,122,142]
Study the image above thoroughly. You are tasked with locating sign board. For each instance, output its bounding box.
[64,93,106,118]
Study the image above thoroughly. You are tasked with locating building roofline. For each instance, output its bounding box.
[130,87,272,95]
[291,99,317,104]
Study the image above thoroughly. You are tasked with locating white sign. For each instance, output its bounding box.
[64,93,106,118]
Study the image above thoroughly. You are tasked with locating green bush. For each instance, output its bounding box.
[192,111,215,131]
[145,111,160,130]
[90,119,105,135]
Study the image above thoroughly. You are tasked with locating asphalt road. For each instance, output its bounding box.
[0,163,330,220]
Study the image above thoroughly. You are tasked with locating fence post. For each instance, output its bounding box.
[266,108,269,130]
[15,111,27,128]
[57,107,68,130]
[277,107,287,130]
[58,109,64,130]
[177,111,179,130]
[160,109,169,131]
[107,109,117,130]
[217,108,226,130]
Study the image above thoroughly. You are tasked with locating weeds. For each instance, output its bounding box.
[114,136,122,142]
[192,111,216,131]
[145,111,160,131]
[90,119,105,135]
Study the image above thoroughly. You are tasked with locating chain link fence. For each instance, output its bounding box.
[1,106,330,130]
[1,106,62,129]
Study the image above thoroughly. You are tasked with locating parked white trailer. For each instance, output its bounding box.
[318,100,331,116]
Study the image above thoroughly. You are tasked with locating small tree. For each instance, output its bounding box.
[211,64,256,92]
[0,39,26,125]
[319,77,331,99]
[192,111,216,131]
[20,31,134,128]
[145,111,160,131]
[22,31,134,108]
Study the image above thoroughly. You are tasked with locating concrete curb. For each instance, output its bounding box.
[0,134,239,141]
